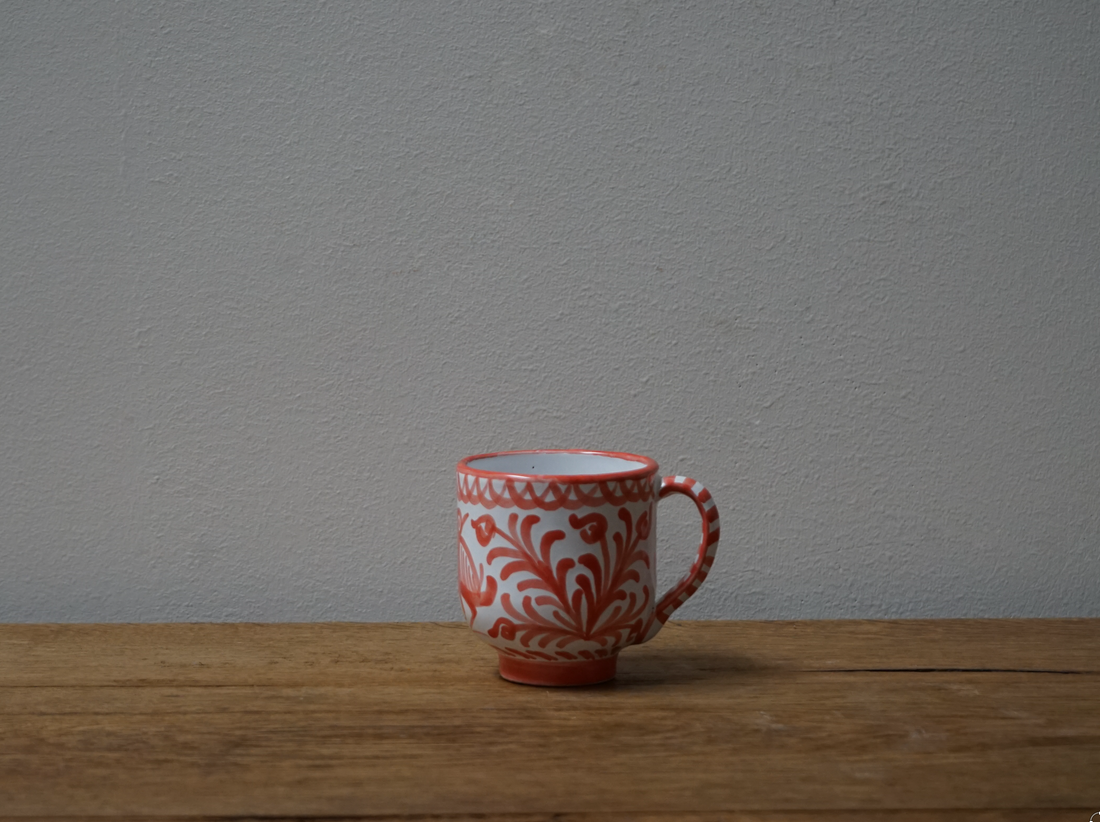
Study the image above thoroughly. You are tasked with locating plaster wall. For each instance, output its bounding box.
[2,1,1097,621]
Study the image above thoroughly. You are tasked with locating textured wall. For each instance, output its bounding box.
[2,1,1098,622]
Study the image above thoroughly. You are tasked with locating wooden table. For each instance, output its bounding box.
[1,620,1097,820]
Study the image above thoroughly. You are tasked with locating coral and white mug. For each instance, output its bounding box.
[456,449,719,686]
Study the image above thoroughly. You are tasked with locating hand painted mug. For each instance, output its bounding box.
[456,449,719,686]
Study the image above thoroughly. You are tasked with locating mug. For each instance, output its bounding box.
[456,449,719,685]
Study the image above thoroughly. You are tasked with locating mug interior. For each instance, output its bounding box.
[462,450,654,480]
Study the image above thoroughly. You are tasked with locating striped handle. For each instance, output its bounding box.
[639,476,720,643]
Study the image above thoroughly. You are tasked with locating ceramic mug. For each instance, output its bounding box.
[456,449,719,685]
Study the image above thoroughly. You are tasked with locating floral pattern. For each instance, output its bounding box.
[459,505,653,661]
[457,512,497,621]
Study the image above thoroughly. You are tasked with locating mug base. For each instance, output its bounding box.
[497,654,618,686]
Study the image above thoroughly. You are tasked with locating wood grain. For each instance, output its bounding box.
[0,621,1097,819]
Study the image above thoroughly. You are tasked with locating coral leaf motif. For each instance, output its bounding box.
[475,506,654,654]
[569,512,608,544]
[472,515,496,546]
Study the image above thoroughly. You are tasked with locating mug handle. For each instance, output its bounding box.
[639,475,720,643]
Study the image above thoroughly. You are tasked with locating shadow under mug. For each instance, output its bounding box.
[456,449,720,686]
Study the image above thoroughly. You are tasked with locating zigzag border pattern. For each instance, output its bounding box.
[456,473,656,511]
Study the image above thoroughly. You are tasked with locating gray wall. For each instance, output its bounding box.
[2,1,1097,622]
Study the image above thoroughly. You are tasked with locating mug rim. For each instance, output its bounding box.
[457,449,659,482]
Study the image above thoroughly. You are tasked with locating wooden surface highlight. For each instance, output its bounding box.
[1,620,1097,819]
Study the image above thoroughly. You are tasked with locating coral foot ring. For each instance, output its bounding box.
[497,654,618,686]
